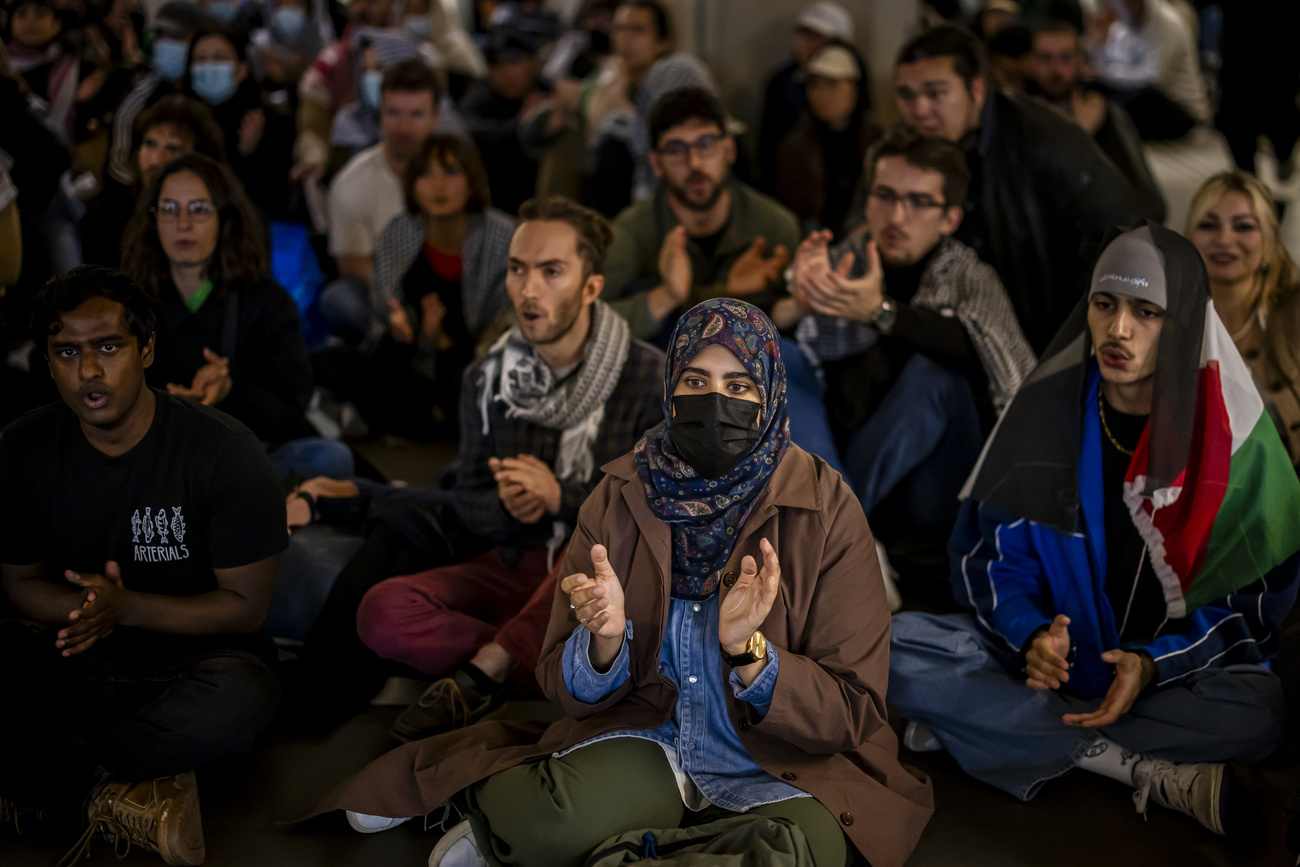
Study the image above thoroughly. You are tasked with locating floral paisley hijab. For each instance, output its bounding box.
[634,299,789,598]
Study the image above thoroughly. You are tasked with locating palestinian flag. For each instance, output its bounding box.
[1124,299,1300,618]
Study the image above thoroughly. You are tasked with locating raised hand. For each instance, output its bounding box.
[59,561,127,657]
[658,225,692,305]
[560,544,627,670]
[388,297,415,344]
[807,239,884,323]
[419,292,450,348]
[1025,613,1071,690]
[792,229,835,313]
[719,538,781,652]
[238,108,266,157]
[167,348,231,405]
[727,238,790,297]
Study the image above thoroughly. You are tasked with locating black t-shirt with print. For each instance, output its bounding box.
[0,390,287,648]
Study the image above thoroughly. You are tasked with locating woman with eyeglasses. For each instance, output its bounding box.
[120,154,348,478]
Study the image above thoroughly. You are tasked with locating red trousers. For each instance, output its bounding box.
[356,546,557,687]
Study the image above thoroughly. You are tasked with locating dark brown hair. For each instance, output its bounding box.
[517,195,614,278]
[896,23,987,90]
[120,153,269,301]
[403,133,491,217]
[130,94,227,186]
[866,124,970,209]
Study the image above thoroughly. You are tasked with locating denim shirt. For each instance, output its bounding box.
[561,594,808,812]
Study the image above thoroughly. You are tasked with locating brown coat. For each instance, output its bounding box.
[305,445,933,867]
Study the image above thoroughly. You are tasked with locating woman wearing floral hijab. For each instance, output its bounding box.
[315,299,932,867]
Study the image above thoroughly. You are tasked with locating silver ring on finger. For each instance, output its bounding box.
[578,616,588,623]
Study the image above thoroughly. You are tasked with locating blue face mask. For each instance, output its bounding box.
[272,6,306,41]
[191,61,238,105]
[207,0,239,23]
[401,15,430,40]
[360,70,383,111]
[152,37,189,81]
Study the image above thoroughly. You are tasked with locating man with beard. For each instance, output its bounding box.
[893,24,1151,353]
[323,61,439,337]
[601,87,801,344]
[1026,19,1165,222]
[333,197,664,748]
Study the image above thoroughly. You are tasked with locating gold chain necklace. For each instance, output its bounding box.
[1098,386,1135,457]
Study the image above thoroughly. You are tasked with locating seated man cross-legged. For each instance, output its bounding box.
[889,225,1300,834]
[0,267,287,864]
[781,126,1035,549]
[354,197,663,743]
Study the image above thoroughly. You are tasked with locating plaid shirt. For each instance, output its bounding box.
[454,338,665,550]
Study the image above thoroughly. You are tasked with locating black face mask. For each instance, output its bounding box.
[670,392,762,479]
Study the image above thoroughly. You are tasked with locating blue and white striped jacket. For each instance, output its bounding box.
[949,380,1300,700]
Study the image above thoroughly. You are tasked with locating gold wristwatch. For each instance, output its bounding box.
[721,630,768,667]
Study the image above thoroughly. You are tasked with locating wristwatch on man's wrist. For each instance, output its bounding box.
[721,630,768,667]
[869,296,897,334]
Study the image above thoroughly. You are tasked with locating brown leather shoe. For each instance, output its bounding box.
[63,771,205,866]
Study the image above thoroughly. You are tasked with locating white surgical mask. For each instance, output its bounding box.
[272,6,306,41]
[152,37,189,81]
[207,0,239,23]
[191,60,238,105]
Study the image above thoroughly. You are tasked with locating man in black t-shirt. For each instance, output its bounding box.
[0,267,287,866]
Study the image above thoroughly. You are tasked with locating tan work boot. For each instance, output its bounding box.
[61,771,205,866]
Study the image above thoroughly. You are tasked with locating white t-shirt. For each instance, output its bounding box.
[1092,0,1209,122]
[326,143,405,259]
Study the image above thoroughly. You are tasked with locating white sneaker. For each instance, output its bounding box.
[429,819,487,867]
[1132,758,1231,835]
[877,541,902,612]
[346,811,411,833]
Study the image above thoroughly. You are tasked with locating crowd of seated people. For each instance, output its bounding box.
[2,1,1300,866]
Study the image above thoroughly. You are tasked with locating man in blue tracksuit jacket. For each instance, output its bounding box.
[887,225,1300,836]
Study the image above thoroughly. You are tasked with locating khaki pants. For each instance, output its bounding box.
[463,736,850,867]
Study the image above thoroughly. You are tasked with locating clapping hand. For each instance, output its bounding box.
[718,538,781,652]
[58,561,127,657]
[490,455,560,523]
[727,238,790,296]
[805,240,884,323]
[167,348,231,405]
[1062,649,1155,728]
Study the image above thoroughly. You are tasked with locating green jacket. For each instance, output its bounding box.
[601,179,802,340]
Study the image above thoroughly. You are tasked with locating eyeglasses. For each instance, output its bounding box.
[151,199,217,222]
[655,133,723,163]
[867,188,947,216]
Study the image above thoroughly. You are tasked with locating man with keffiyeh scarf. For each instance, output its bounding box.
[351,197,662,745]
[888,224,1300,836]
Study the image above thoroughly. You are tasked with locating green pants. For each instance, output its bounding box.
[464,737,850,867]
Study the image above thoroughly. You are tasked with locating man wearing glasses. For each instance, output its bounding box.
[600,87,801,345]
[783,126,1034,566]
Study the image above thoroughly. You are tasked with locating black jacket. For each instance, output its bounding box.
[147,276,314,445]
[955,91,1155,353]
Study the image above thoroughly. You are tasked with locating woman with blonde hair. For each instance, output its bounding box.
[1186,169,1300,469]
